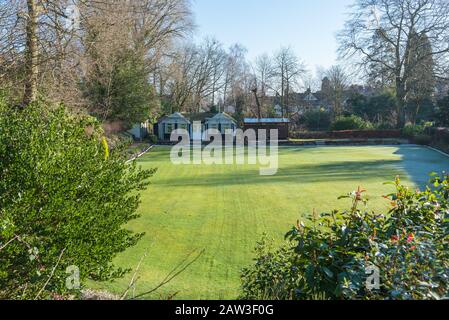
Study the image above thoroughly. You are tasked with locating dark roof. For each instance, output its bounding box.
[157,112,190,124]
[185,112,215,123]
[207,112,237,123]
[158,112,238,124]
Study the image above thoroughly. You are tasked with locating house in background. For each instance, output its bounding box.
[301,90,320,111]
[274,104,283,117]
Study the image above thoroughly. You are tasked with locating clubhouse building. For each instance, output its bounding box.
[156,112,237,142]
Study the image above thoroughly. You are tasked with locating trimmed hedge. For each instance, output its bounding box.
[426,127,449,141]
[290,130,402,140]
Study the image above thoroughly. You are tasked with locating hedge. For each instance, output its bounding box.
[290,130,402,140]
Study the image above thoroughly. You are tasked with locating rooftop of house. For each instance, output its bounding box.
[303,92,318,102]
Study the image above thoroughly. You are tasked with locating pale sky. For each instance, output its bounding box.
[192,0,355,71]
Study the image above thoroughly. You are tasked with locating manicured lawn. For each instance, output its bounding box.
[94,145,449,299]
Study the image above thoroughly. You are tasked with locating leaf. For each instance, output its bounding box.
[429,291,441,300]
[322,267,334,279]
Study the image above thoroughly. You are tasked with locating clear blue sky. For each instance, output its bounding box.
[192,0,354,71]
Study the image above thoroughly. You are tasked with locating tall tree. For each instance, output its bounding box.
[0,0,193,112]
[167,38,231,112]
[273,47,305,117]
[323,65,349,117]
[23,0,38,105]
[0,0,78,105]
[223,44,248,110]
[366,28,396,89]
[254,53,274,98]
[339,0,449,128]
[406,31,436,123]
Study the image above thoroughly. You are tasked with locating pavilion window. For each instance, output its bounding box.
[165,123,174,134]
[221,124,232,133]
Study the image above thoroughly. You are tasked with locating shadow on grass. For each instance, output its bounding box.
[154,159,403,187]
[394,145,449,188]
[140,145,449,189]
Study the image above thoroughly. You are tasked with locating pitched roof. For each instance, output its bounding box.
[207,112,237,123]
[185,112,215,123]
[303,92,318,101]
[158,112,191,124]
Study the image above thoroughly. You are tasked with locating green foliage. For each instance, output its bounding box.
[375,122,396,130]
[413,134,432,145]
[209,105,218,114]
[406,98,435,123]
[240,235,328,300]
[0,99,155,299]
[83,50,160,127]
[402,124,425,138]
[240,236,301,300]
[436,94,449,127]
[302,109,332,131]
[241,175,449,300]
[147,134,158,144]
[348,91,396,124]
[331,115,373,131]
[346,92,368,115]
[117,132,135,147]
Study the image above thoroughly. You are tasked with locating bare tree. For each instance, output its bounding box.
[323,65,349,117]
[167,38,229,112]
[273,47,306,117]
[0,0,80,105]
[167,43,202,112]
[254,53,274,97]
[339,0,449,127]
[0,0,193,110]
[222,44,249,112]
[128,0,194,75]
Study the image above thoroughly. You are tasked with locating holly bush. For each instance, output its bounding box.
[241,175,449,300]
[0,99,155,299]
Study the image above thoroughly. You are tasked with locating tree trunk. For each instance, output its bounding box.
[413,100,421,125]
[395,78,407,128]
[23,0,39,106]
[281,68,285,118]
[285,81,290,118]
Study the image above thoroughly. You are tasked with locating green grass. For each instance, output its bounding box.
[93,145,449,299]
